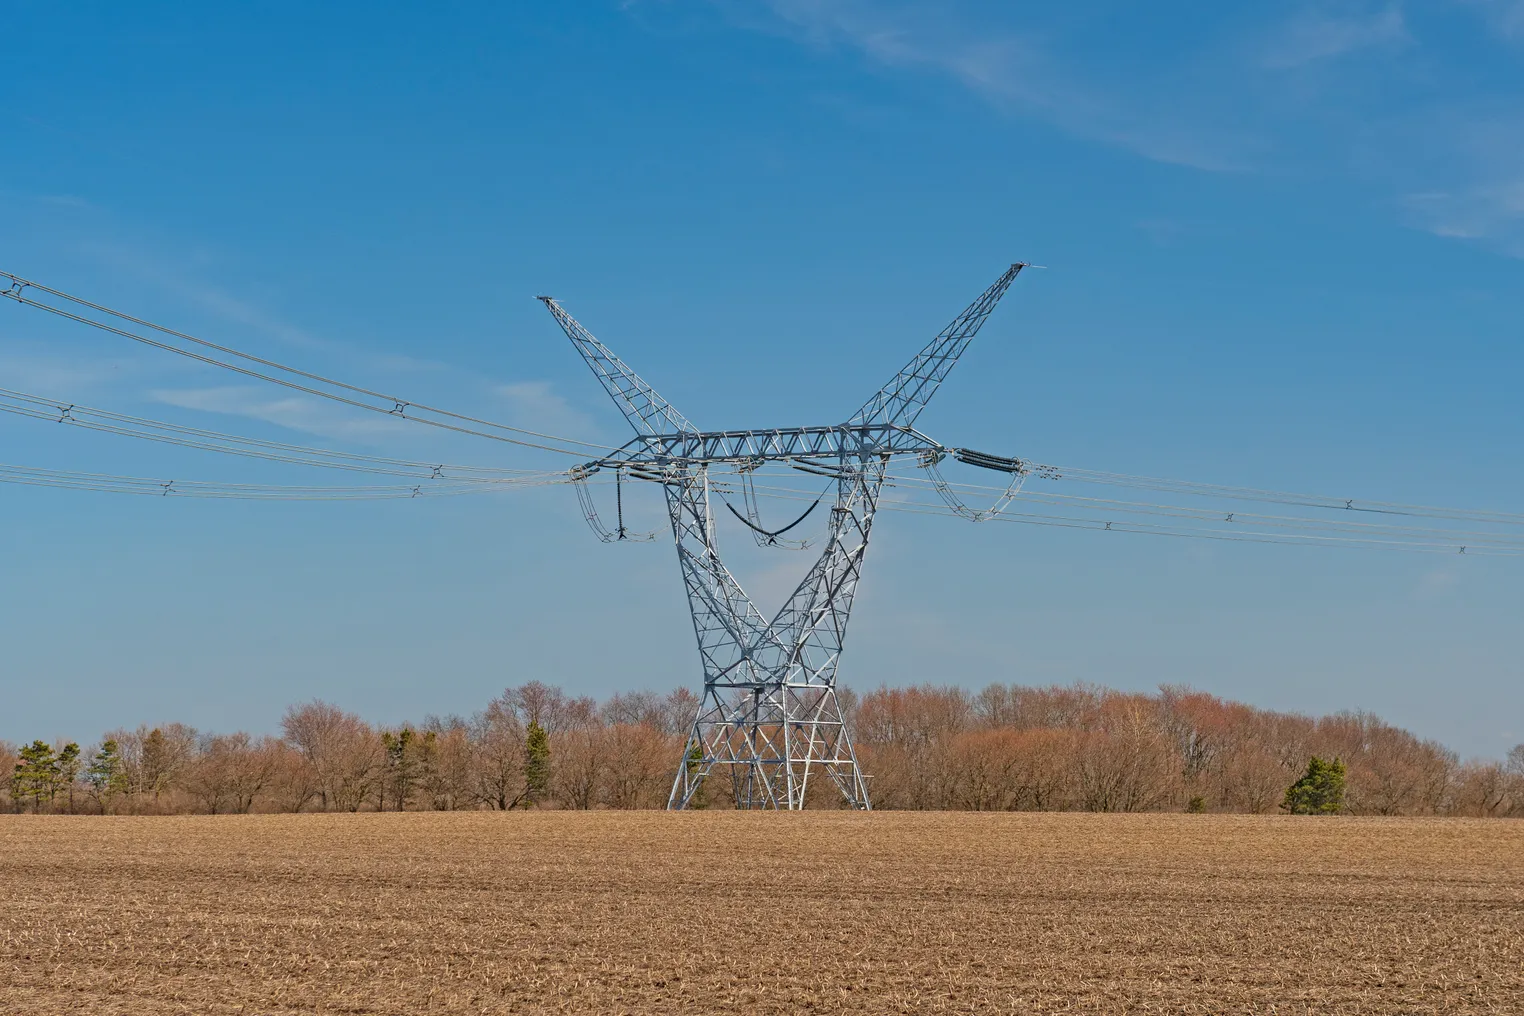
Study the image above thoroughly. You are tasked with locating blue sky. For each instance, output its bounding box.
[2,2,1522,757]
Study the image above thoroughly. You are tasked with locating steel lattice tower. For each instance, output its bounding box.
[540,264,1026,809]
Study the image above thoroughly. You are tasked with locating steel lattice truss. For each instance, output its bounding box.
[539,264,1027,809]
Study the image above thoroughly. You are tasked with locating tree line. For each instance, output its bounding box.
[5,682,1522,816]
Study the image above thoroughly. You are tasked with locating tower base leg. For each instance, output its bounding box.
[668,682,870,810]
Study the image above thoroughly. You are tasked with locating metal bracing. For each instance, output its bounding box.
[540,264,1026,809]
[662,455,883,809]
[585,422,939,471]
[537,296,697,436]
[850,263,1026,429]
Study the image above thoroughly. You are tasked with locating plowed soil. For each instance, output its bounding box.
[2,812,1520,1014]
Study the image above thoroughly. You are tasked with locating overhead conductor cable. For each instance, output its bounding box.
[1,271,612,457]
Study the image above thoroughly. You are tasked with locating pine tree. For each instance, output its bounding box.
[55,743,82,814]
[381,728,417,812]
[523,721,550,805]
[86,740,129,812]
[1282,756,1347,815]
[416,730,440,809]
[685,740,707,810]
[12,741,58,812]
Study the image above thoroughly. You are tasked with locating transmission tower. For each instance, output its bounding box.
[539,264,1027,809]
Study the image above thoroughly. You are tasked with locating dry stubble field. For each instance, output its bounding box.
[2,812,1521,1015]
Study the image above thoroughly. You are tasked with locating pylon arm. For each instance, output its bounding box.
[849,263,1026,429]
[538,296,697,436]
[582,423,943,472]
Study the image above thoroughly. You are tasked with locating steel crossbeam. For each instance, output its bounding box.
[581,423,941,473]
[541,264,1025,809]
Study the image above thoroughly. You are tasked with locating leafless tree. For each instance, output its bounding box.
[182,733,281,814]
[470,692,528,810]
[0,741,17,813]
[554,724,608,810]
[599,723,676,809]
[418,718,473,811]
[281,701,380,812]
[1448,762,1513,817]
[14,681,1514,817]
[601,690,663,729]
[1074,696,1177,813]
[262,740,321,813]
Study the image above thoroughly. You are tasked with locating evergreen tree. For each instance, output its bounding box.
[416,730,440,809]
[1282,756,1347,815]
[12,740,58,812]
[55,743,82,814]
[685,741,707,810]
[381,728,417,812]
[86,739,129,812]
[523,720,550,805]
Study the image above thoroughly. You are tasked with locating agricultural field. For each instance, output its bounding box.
[2,812,1521,1014]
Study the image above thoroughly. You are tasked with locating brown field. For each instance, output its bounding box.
[2,812,1521,1014]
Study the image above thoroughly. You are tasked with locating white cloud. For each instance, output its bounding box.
[150,386,411,442]
[718,1,1524,258]
[1415,566,1461,600]
[1458,0,1524,42]
[1134,218,1188,247]
[495,380,600,440]
[1403,182,1524,253]
[0,352,135,396]
[1261,5,1409,68]
[748,0,1256,171]
[1363,103,1524,253]
[74,239,334,354]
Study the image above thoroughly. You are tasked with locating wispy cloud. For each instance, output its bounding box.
[1361,103,1524,253]
[1415,566,1461,600]
[494,380,599,440]
[712,1,1524,258]
[38,193,93,209]
[0,351,137,396]
[1459,0,1524,42]
[1260,5,1409,68]
[746,0,1257,171]
[1403,182,1524,253]
[77,240,333,354]
[1134,218,1188,247]
[150,386,411,442]
[370,352,455,375]
[0,187,93,211]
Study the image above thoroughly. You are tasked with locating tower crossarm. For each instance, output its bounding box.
[538,296,698,437]
[583,423,942,472]
[848,263,1026,429]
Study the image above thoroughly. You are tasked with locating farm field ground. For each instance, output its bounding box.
[2,812,1521,1014]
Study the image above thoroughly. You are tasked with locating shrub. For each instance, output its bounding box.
[1283,756,1346,815]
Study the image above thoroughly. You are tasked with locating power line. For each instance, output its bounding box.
[715,469,1524,555]
[1022,464,1524,527]
[1,271,614,458]
[0,387,567,482]
[742,478,1524,556]
[581,463,1524,553]
[876,471,1524,548]
[0,460,573,500]
[2,271,1516,557]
